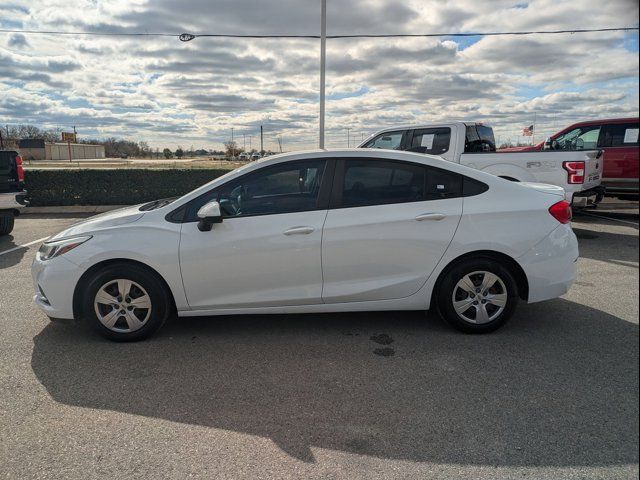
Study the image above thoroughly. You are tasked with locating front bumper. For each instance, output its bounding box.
[517,224,579,303]
[31,253,81,319]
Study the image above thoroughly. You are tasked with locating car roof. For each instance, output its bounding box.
[562,117,639,128]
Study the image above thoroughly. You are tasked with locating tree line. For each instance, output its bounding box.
[0,124,224,158]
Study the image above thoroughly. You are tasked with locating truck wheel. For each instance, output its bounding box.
[0,213,15,236]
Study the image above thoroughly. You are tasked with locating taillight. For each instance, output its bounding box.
[16,155,24,182]
[549,200,572,224]
[563,161,585,184]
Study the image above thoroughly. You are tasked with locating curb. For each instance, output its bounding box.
[21,205,128,215]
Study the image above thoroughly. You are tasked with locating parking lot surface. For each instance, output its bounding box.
[1,207,638,479]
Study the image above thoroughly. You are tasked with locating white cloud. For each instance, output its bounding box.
[0,0,637,150]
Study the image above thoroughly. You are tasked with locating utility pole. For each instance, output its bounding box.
[319,0,326,149]
[249,135,252,151]
[243,134,246,151]
[231,128,235,158]
[260,125,264,154]
[347,127,350,148]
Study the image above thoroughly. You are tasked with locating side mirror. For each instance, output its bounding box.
[197,201,223,232]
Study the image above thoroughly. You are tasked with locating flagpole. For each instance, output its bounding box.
[532,112,537,145]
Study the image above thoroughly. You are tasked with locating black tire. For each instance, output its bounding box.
[436,258,519,334]
[0,213,15,236]
[80,263,172,341]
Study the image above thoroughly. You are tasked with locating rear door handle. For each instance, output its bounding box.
[415,213,446,221]
[283,226,315,235]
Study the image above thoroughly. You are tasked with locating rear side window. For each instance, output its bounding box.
[408,128,451,155]
[338,159,463,208]
[362,131,404,150]
[598,122,639,147]
[465,125,496,152]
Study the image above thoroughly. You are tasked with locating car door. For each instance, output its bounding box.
[321,158,463,303]
[178,159,332,310]
[598,122,639,180]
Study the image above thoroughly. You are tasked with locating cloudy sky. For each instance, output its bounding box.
[0,0,638,151]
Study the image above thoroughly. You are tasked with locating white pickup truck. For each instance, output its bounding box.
[359,122,605,206]
[0,150,27,235]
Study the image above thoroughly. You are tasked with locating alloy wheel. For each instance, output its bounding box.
[451,270,508,324]
[93,279,152,332]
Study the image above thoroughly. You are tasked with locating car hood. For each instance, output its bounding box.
[48,205,145,241]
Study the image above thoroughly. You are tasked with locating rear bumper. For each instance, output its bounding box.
[0,191,27,211]
[571,186,606,207]
[517,224,579,303]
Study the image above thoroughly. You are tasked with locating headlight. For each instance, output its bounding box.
[38,236,92,261]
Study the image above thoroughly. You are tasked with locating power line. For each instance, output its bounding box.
[0,26,637,41]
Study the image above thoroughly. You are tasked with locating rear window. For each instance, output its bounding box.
[465,125,496,152]
[0,151,17,174]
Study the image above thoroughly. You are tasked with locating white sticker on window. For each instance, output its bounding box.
[420,134,435,149]
[623,128,639,143]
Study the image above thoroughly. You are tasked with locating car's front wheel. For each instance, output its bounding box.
[436,258,519,333]
[80,263,172,341]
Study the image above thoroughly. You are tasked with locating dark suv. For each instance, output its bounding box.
[0,150,27,235]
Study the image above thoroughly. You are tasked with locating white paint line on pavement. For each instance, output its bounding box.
[0,236,49,257]
[579,212,639,227]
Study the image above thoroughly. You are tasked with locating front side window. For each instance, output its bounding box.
[598,122,639,147]
[183,160,326,221]
[553,125,601,150]
[362,131,404,150]
[339,159,462,208]
[408,128,451,155]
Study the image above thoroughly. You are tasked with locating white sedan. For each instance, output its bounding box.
[32,149,578,341]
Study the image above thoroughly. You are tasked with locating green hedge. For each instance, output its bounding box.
[25,168,232,206]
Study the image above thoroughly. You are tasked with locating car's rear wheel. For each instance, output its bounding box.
[0,213,15,236]
[436,258,519,333]
[81,263,172,341]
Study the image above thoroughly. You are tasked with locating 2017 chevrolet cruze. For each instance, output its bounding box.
[32,149,578,341]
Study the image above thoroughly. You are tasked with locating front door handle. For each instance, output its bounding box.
[283,226,315,235]
[415,213,446,221]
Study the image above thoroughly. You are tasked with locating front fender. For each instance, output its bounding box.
[62,224,189,311]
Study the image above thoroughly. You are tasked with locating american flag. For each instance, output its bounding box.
[522,124,534,136]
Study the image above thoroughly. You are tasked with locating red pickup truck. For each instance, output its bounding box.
[500,118,639,199]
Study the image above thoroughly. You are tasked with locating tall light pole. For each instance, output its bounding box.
[319,0,327,149]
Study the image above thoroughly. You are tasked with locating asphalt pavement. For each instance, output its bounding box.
[0,207,638,479]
